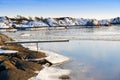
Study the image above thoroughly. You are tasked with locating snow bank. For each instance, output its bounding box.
[27,49,70,80]
[41,50,70,65]
[0,49,18,54]
[24,45,70,65]
[64,18,75,26]
[0,23,10,28]
[29,66,70,80]
[46,18,58,26]
[99,19,110,25]
[20,33,31,37]
[28,21,48,27]
[74,18,88,25]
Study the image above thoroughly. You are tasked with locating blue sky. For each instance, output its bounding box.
[0,0,119,19]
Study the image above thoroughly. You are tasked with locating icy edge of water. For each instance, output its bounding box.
[28,49,71,80]
[41,50,70,65]
[29,66,71,80]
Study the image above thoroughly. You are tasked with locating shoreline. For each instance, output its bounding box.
[0,33,71,80]
[26,47,71,80]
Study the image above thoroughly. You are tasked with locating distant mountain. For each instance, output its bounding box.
[0,16,120,29]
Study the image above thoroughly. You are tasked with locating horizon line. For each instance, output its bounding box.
[0,15,119,20]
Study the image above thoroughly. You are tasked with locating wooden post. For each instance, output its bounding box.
[36,42,39,53]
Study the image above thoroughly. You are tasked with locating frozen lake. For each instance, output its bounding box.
[3,25,120,80]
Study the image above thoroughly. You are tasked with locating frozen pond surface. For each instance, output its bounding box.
[2,25,120,80]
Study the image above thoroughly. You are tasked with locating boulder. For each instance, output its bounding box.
[0,69,35,80]
[0,34,46,80]
[0,56,8,62]
[59,75,70,79]
[0,57,43,80]
[0,60,16,70]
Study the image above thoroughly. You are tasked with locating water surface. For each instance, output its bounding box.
[3,25,120,80]
[38,40,120,80]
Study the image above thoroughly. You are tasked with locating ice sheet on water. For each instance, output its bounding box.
[29,66,70,80]
[40,50,70,65]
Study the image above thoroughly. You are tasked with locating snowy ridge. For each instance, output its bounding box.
[0,17,10,28]
[0,16,120,29]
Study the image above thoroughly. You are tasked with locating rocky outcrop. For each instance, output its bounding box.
[0,34,48,80]
[110,17,120,24]
[1,16,120,29]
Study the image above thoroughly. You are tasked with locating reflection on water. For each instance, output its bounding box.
[39,40,120,80]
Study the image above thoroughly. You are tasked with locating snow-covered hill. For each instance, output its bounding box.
[0,16,120,29]
[0,17,11,28]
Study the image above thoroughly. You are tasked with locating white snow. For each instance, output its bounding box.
[74,18,88,25]
[28,49,70,80]
[21,44,71,80]
[28,21,48,27]
[0,49,18,54]
[41,50,70,65]
[58,20,67,26]
[20,33,31,37]
[46,18,58,26]
[110,17,120,24]
[93,19,99,25]
[64,18,75,26]
[1,16,120,29]
[99,19,110,25]
[0,22,10,28]
[0,17,7,22]
[29,66,71,80]
[0,17,11,28]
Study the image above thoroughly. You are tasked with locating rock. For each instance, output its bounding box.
[2,45,46,59]
[0,34,46,80]
[0,60,16,69]
[26,51,46,59]
[0,57,43,80]
[0,56,8,62]
[59,75,70,79]
[14,58,43,71]
[1,45,28,52]
[0,69,35,80]
[38,59,52,66]
[0,34,13,45]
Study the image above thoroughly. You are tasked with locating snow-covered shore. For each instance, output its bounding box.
[29,66,70,80]
[28,49,71,80]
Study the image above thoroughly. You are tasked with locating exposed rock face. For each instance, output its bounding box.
[111,17,120,24]
[0,34,47,80]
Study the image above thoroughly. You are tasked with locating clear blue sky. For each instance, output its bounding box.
[0,0,119,19]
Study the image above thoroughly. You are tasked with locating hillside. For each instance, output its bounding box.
[0,16,120,29]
